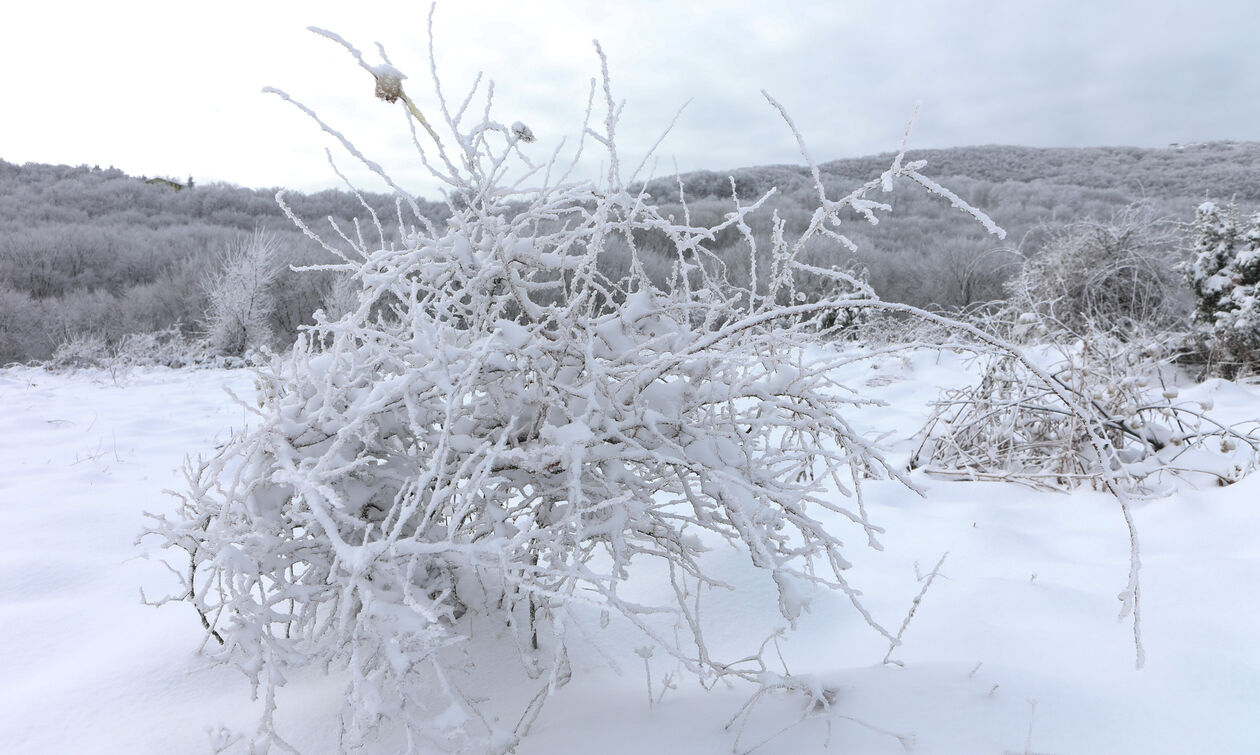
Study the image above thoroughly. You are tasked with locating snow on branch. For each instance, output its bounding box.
[140,9,1147,752]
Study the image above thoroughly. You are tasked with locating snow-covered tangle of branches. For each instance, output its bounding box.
[1005,205,1187,336]
[911,332,1260,491]
[144,21,1010,753]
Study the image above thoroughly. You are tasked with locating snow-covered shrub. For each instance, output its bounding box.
[146,22,1024,752]
[917,204,1256,494]
[203,229,282,356]
[47,324,210,373]
[1185,201,1260,375]
[912,330,1259,490]
[114,325,212,368]
[46,331,113,371]
[1005,205,1187,336]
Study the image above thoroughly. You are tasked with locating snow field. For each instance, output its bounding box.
[1,352,1258,753]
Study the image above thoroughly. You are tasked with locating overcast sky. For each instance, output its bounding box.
[3,0,1258,197]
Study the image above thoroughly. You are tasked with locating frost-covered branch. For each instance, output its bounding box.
[144,12,1075,753]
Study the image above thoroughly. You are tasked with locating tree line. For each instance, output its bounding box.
[2,143,1257,364]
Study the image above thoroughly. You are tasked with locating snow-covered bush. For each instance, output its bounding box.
[47,323,211,373]
[916,204,1259,494]
[146,21,1024,752]
[1005,205,1187,336]
[203,229,282,356]
[911,330,1258,490]
[44,331,110,371]
[1185,201,1260,375]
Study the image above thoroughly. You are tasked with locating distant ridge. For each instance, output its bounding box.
[649,142,1260,204]
[3,144,1255,363]
[9,141,1257,209]
[824,142,1260,200]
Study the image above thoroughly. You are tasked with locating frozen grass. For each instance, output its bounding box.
[1,352,1258,753]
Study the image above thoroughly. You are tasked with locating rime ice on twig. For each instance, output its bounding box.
[883,552,948,667]
[144,9,1147,752]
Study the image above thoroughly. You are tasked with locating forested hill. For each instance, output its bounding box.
[831,142,1260,199]
[0,160,439,363]
[656,141,1260,203]
[0,160,434,231]
[2,143,1256,364]
[641,142,1259,312]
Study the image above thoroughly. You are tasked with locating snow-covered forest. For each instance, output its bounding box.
[4,15,1260,755]
[4,141,1260,366]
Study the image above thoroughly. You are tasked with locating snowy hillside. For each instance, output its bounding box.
[3,354,1258,753]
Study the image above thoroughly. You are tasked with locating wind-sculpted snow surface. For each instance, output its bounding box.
[137,14,1023,752]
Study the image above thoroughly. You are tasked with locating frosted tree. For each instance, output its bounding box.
[1187,202,1239,325]
[141,18,1053,754]
[1237,216,1260,345]
[1186,201,1260,373]
[203,229,281,356]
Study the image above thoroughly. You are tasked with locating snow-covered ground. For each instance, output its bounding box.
[3,351,1258,754]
